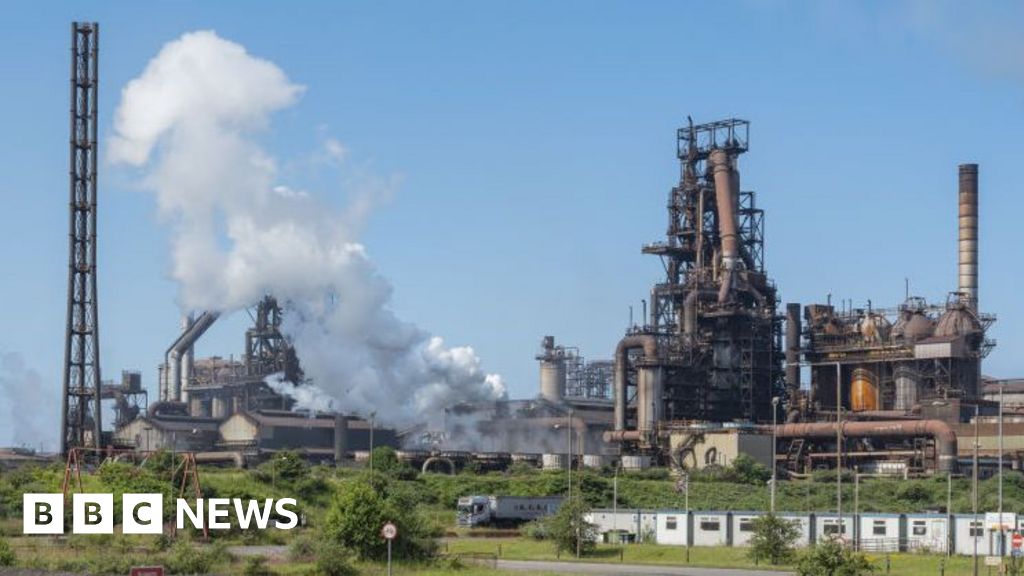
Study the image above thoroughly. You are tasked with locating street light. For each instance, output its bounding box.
[835,362,843,533]
[998,380,1005,557]
[771,396,780,514]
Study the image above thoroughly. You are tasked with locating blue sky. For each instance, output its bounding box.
[1,1,1022,448]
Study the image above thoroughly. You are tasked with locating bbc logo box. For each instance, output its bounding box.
[24,493,163,535]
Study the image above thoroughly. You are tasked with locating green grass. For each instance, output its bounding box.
[447,537,1004,575]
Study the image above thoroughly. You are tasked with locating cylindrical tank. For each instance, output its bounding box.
[859,314,892,343]
[211,396,228,419]
[334,414,348,465]
[539,359,566,403]
[582,454,610,469]
[636,366,664,435]
[850,367,879,412]
[935,306,982,337]
[894,365,919,411]
[621,455,652,470]
[541,453,568,470]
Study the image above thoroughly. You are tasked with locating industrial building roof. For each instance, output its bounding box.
[230,410,374,430]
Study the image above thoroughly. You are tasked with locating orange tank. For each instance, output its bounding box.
[850,368,879,412]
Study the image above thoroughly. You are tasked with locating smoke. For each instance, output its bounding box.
[0,351,57,449]
[110,31,505,425]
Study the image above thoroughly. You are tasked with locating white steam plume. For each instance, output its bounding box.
[0,351,57,449]
[110,31,505,425]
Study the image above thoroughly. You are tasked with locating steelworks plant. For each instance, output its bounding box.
[50,22,1021,480]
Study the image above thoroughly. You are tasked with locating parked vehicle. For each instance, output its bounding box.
[456,495,563,527]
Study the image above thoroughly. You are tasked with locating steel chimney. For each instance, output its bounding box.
[958,164,978,309]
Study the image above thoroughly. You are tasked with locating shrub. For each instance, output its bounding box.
[165,540,229,575]
[322,480,435,561]
[748,513,800,565]
[0,537,15,567]
[242,556,272,576]
[544,497,598,556]
[314,543,358,576]
[796,540,875,576]
[522,519,549,540]
[290,532,319,560]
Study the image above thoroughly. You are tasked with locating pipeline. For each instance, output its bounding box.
[613,335,658,432]
[194,451,246,468]
[709,149,741,304]
[164,311,220,402]
[775,419,957,473]
[683,290,717,340]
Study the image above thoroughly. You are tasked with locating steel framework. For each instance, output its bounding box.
[60,22,102,455]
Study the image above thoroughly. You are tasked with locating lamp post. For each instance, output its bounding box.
[567,409,573,499]
[998,380,1005,557]
[836,362,843,534]
[974,402,979,576]
[771,396,780,514]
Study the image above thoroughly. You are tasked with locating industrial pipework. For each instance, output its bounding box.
[776,420,958,473]
[163,311,220,402]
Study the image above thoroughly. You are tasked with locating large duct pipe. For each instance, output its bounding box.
[709,150,741,303]
[334,414,349,465]
[775,419,957,473]
[166,311,220,402]
[683,290,717,341]
[785,303,802,396]
[958,164,978,310]
[613,335,658,432]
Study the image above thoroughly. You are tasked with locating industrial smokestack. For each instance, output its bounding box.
[958,164,978,309]
[785,303,801,395]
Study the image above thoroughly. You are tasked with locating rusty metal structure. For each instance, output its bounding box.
[61,22,102,455]
[606,118,784,457]
[156,295,304,419]
[780,164,996,476]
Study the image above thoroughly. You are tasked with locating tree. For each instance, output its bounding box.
[321,478,435,561]
[748,513,800,565]
[796,540,875,576]
[545,497,598,557]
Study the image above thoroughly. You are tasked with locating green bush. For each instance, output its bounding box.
[314,543,358,576]
[796,540,875,575]
[748,513,800,565]
[165,540,229,574]
[0,537,15,567]
[543,497,598,556]
[522,519,549,540]
[242,555,273,576]
[290,532,318,560]
[322,479,435,561]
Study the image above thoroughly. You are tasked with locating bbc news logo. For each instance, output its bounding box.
[24,494,299,534]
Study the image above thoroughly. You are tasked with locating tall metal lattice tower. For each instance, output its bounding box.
[61,22,101,454]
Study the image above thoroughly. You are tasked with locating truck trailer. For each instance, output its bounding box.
[456,495,563,527]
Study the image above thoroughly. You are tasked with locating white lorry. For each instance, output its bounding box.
[456,495,563,527]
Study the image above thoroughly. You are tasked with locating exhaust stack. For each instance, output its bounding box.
[958,164,978,309]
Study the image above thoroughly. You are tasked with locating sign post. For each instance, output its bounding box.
[381,521,398,576]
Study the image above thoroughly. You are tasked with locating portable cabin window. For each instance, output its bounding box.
[872,520,887,536]
[665,516,678,531]
[969,521,983,537]
[823,521,846,535]
[699,519,721,531]
[739,518,756,532]
[912,521,927,536]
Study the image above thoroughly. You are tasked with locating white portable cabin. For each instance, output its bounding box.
[777,513,814,548]
[953,514,991,556]
[692,512,729,546]
[587,510,637,542]
[858,513,901,552]
[813,514,855,544]
[730,512,763,547]
[904,513,949,554]
[655,510,690,545]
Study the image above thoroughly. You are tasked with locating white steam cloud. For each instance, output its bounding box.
[110,31,505,424]
[0,351,57,449]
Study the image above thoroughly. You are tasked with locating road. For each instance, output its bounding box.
[494,560,792,576]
